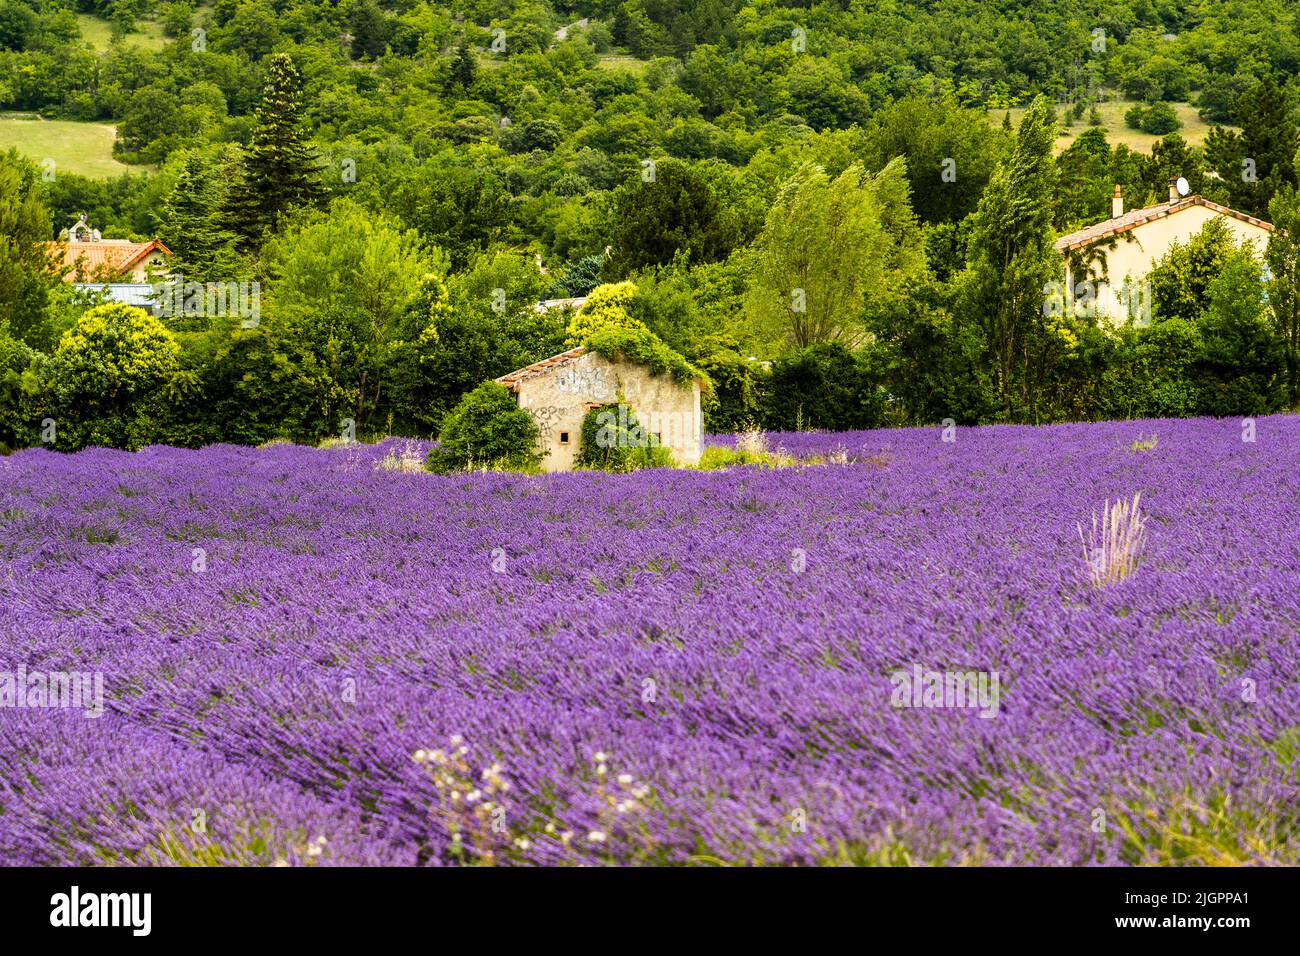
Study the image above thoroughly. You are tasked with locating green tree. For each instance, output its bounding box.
[1266,184,1300,405]
[117,86,185,159]
[861,95,1012,224]
[961,97,1058,415]
[603,160,738,278]
[349,0,392,59]
[760,342,883,432]
[376,154,513,268]
[1195,248,1285,415]
[1054,129,1111,230]
[384,272,550,437]
[1205,78,1298,217]
[226,53,325,247]
[747,158,925,349]
[262,198,431,430]
[158,1,194,38]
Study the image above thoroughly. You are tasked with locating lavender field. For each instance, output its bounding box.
[1,417,1297,866]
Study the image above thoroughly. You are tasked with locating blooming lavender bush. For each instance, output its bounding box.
[1,420,1297,866]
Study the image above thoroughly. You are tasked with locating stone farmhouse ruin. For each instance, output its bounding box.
[496,346,703,471]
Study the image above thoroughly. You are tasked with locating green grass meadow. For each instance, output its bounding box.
[0,114,134,179]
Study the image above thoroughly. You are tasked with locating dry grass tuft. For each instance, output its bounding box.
[374,441,425,473]
[1079,492,1148,587]
[735,425,769,457]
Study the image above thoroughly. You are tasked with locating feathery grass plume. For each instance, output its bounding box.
[1079,492,1147,587]
[735,424,769,456]
[374,441,424,473]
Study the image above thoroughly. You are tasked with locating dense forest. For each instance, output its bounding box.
[2,0,1300,452]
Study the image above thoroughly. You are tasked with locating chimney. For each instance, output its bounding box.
[1112,185,1124,218]
[1169,176,1181,204]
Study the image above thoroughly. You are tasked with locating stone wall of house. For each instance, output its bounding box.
[512,352,702,471]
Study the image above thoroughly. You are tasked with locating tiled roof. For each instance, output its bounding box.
[1055,196,1274,252]
[496,346,587,391]
[49,239,172,280]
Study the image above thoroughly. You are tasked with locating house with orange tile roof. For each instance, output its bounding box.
[49,216,171,283]
[1056,177,1274,324]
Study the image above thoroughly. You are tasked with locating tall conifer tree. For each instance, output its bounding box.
[226,53,324,248]
[161,151,238,281]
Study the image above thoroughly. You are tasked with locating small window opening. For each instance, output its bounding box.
[559,431,570,445]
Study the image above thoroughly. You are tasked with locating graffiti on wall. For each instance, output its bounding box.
[554,366,615,402]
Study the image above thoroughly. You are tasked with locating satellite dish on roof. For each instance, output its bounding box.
[1176,176,1190,197]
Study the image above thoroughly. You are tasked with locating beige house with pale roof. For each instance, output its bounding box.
[1056,177,1274,323]
[496,346,703,471]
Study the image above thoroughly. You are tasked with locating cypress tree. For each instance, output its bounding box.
[1240,78,1298,215]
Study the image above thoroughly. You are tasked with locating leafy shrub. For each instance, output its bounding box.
[585,326,705,386]
[563,282,646,347]
[577,402,673,472]
[760,342,883,431]
[427,381,544,473]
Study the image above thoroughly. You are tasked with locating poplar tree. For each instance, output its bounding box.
[962,96,1058,415]
[1267,184,1300,405]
